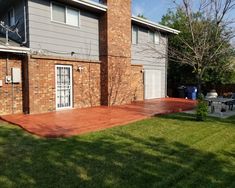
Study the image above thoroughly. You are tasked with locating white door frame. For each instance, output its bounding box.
[55,65,73,110]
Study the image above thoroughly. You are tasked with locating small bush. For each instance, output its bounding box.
[196,94,208,121]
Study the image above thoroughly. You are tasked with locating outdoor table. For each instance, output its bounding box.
[205,98,235,113]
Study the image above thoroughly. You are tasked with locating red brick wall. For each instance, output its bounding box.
[0,0,145,115]
[0,54,143,115]
[28,55,101,114]
[100,0,132,106]
[0,54,23,115]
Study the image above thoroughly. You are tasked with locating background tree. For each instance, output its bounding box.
[137,14,147,19]
[161,0,235,94]
[161,9,196,87]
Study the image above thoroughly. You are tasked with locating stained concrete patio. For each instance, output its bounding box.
[0,98,196,138]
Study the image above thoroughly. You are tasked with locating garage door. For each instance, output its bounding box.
[144,70,162,99]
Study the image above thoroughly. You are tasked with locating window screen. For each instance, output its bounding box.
[52,3,66,23]
[149,31,155,43]
[132,26,138,44]
[66,8,79,26]
[155,32,160,44]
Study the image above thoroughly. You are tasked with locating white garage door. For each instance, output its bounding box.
[144,70,162,99]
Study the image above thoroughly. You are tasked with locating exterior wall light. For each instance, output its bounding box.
[77,66,84,72]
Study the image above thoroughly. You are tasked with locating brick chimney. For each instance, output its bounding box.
[100,0,132,106]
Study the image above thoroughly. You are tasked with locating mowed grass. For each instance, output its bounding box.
[0,113,235,188]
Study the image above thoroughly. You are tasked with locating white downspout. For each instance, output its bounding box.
[6,29,9,46]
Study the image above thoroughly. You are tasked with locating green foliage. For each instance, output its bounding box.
[161,9,199,86]
[137,14,147,19]
[161,9,197,86]
[196,95,208,121]
[167,61,196,85]
[161,8,235,88]
[203,53,235,85]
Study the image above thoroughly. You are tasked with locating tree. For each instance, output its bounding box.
[161,8,197,87]
[137,14,147,19]
[203,56,235,86]
[161,0,235,93]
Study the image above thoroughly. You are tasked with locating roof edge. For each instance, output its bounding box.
[132,16,180,35]
[0,45,30,54]
[71,0,107,12]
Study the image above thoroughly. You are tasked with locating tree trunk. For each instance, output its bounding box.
[197,73,202,95]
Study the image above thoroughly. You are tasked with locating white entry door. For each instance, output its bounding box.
[144,69,162,99]
[55,65,73,110]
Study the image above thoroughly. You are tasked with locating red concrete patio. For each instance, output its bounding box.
[0,98,196,138]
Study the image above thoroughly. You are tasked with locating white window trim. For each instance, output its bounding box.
[8,8,15,26]
[51,1,81,28]
[132,26,139,45]
[55,65,73,110]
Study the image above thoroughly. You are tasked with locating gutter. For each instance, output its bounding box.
[0,45,30,54]
[71,0,107,12]
[132,16,180,35]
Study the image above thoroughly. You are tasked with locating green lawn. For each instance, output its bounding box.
[0,114,235,188]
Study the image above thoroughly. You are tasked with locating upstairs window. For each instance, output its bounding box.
[51,2,80,27]
[154,32,160,44]
[66,8,79,27]
[8,8,15,26]
[148,31,155,44]
[132,26,138,44]
[52,3,66,23]
[148,31,160,44]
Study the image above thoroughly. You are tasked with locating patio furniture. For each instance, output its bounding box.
[205,98,235,113]
[206,90,218,99]
[226,93,235,111]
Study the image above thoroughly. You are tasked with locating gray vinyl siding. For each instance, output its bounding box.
[131,24,168,98]
[28,0,99,60]
[0,0,26,44]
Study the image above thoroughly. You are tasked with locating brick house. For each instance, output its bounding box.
[0,0,179,115]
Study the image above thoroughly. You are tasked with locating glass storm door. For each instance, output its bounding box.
[56,65,73,109]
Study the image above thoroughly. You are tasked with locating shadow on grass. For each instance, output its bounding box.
[158,113,198,122]
[0,122,235,188]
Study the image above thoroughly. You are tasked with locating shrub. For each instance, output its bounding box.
[196,94,208,121]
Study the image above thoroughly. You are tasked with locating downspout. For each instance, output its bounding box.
[6,29,9,46]
[22,0,28,45]
[21,0,30,114]
[22,54,30,114]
